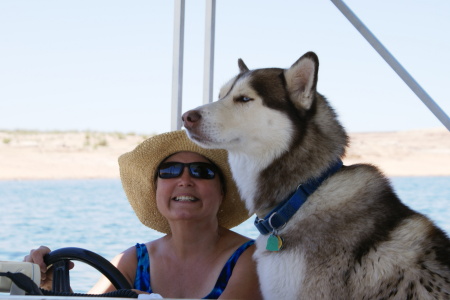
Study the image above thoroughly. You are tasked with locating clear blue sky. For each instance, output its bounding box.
[1,0,449,134]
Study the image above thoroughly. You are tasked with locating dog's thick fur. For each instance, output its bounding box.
[182,52,450,299]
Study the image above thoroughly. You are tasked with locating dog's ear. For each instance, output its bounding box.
[238,58,249,73]
[284,52,319,110]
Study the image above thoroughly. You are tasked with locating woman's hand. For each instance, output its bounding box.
[23,246,74,290]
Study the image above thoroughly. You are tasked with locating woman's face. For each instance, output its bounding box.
[155,151,224,225]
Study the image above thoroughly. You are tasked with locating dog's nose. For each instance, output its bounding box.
[182,110,201,129]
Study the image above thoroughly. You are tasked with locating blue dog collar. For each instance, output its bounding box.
[254,160,343,235]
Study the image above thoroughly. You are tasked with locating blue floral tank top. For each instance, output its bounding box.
[134,240,255,299]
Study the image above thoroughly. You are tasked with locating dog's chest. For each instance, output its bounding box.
[229,155,265,213]
[254,236,307,299]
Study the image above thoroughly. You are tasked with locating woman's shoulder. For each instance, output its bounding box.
[221,226,253,241]
[143,237,165,252]
[114,239,162,267]
[219,227,255,251]
[217,230,262,299]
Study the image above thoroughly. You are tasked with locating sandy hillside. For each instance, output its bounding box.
[0,128,449,180]
[0,131,150,180]
[344,128,450,176]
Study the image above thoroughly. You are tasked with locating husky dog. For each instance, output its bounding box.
[182,52,450,299]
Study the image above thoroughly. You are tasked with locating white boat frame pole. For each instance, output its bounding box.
[331,0,450,131]
[203,0,216,105]
[172,0,215,130]
[171,0,185,131]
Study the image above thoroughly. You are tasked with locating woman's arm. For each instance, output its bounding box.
[88,246,138,294]
[218,244,262,300]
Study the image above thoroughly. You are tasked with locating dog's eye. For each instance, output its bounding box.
[235,96,253,102]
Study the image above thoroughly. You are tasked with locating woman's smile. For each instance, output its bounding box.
[172,195,198,202]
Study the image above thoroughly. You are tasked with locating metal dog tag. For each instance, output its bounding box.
[266,234,283,251]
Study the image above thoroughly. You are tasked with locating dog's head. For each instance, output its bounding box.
[183,52,348,212]
[183,52,330,159]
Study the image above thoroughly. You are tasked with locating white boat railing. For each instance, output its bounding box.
[171,0,450,131]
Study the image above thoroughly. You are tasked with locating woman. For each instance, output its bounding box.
[25,130,262,299]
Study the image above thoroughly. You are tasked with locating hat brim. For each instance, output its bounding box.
[118,130,250,234]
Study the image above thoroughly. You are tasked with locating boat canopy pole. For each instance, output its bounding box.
[171,0,215,130]
[171,0,185,131]
[330,0,450,131]
[203,0,216,104]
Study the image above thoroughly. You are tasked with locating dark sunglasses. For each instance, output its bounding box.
[157,162,219,180]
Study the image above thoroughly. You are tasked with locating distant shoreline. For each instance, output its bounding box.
[1,128,449,180]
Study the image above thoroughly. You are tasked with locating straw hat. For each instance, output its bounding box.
[118,130,251,234]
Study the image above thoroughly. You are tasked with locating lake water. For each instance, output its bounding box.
[0,177,449,292]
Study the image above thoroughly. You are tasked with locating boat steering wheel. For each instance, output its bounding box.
[43,247,131,292]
